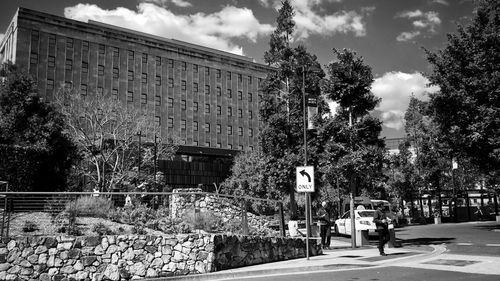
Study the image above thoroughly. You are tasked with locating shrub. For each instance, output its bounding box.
[70,196,114,218]
[22,220,38,232]
[92,222,115,235]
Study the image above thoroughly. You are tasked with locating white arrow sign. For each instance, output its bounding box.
[296,166,314,192]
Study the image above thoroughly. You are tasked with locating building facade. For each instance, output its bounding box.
[0,8,272,188]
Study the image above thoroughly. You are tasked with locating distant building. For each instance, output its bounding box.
[0,8,272,188]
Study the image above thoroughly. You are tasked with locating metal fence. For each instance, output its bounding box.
[0,191,286,239]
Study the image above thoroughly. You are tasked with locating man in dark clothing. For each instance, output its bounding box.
[373,202,390,256]
[317,201,331,249]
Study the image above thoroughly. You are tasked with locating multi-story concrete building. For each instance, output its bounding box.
[0,8,272,188]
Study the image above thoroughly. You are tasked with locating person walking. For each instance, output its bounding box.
[373,202,390,256]
[317,201,331,249]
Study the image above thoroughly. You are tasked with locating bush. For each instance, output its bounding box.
[70,196,114,218]
[22,220,38,232]
[92,222,115,235]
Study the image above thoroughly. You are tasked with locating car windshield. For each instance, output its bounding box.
[357,211,375,217]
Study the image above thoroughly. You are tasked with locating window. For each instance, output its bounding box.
[205,85,210,95]
[248,75,252,84]
[205,123,210,133]
[205,104,210,113]
[113,67,119,79]
[168,98,173,107]
[181,100,186,110]
[216,86,221,96]
[99,44,105,55]
[31,30,39,41]
[205,142,211,147]
[205,67,209,76]
[193,64,198,73]
[168,59,174,68]
[216,69,221,79]
[228,107,232,116]
[193,102,198,112]
[217,105,221,115]
[80,84,87,95]
[30,52,38,64]
[66,38,73,49]
[127,91,133,102]
[249,110,253,119]
[227,125,233,135]
[226,71,231,81]
[142,53,148,63]
[193,82,198,92]
[250,146,254,151]
[258,78,262,87]
[238,73,242,82]
[181,62,187,71]
[128,50,134,61]
[128,70,134,81]
[249,128,253,137]
[193,121,199,131]
[98,65,104,76]
[49,34,56,46]
[181,120,186,130]
[65,59,72,71]
[141,73,147,84]
[217,124,221,134]
[141,93,147,104]
[155,76,161,86]
[238,109,243,118]
[227,89,232,98]
[238,127,243,136]
[181,80,187,91]
[168,118,173,128]
[228,144,233,149]
[155,116,161,127]
[112,47,119,58]
[217,143,222,148]
[112,89,118,100]
[238,91,242,100]
[248,93,253,102]
[168,78,174,88]
[47,79,54,90]
[155,95,161,106]
[97,87,104,95]
[155,56,161,66]
[238,145,243,150]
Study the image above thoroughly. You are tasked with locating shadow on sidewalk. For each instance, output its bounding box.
[395,237,455,246]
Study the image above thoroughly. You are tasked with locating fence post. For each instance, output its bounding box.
[241,199,249,235]
[279,202,286,237]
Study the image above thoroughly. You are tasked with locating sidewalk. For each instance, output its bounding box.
[149,239,437,281]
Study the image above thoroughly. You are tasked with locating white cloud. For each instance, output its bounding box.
[430,0,449,6]
[372,72,439,129]
[396,9,441,41]
[268,0,372,39]
[396,31,421,42]
[142,0,192,8]
[64,3,273,55]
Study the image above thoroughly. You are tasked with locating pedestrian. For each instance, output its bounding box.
[288,214,304,238]
[317,201,331,249]
[373,202,390,256]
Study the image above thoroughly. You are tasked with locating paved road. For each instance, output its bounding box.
[333,221,500,256]
[230,266,499,281]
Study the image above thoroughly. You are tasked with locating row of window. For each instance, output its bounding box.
[164,119,253,136]
[31,30,262,86]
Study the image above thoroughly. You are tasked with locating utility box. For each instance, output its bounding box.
[355,230,369,246]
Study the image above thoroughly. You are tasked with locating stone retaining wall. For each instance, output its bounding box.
[0,234,321,281]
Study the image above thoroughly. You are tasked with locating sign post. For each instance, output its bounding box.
[297,166,314,260]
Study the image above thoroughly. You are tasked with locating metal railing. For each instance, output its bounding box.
[0,191,286,239]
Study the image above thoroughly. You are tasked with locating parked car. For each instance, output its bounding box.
[333,209,393,236]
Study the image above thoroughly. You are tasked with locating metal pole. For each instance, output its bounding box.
[302,67,311,260]
[349,110,356,248]
[137,131,142,175]
[154,134,158,178]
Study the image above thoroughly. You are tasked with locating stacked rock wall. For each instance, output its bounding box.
[0,234,321,280]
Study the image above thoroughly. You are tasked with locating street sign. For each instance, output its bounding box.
[296,166,314,192]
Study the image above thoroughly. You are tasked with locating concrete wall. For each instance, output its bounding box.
[0,234,321,281]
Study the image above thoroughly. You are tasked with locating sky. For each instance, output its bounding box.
[0,0,476,138]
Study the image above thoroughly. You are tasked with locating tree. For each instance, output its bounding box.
[0,63,77,191]
[425,0,500,176]
[54,87,178,192]
[320,49,385,201]
[259,0,326,215]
